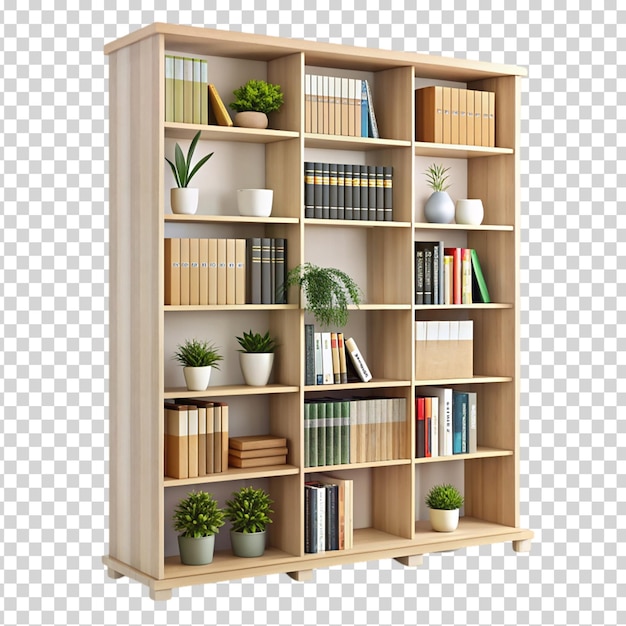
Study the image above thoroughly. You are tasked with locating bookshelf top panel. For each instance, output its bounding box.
[105,23,527,81]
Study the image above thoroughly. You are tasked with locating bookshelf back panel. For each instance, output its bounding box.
[414,460,465,522]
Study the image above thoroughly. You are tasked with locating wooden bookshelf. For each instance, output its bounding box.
[104,23,531,601]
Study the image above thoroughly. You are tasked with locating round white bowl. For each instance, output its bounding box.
[237,188,273,217]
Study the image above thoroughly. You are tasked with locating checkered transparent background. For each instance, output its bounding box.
[0,1,623,625]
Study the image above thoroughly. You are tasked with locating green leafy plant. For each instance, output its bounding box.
[236,329,278,353]
[424,163,451,192]
[229,79,284,114]
[424,484,464,510]
[172,339,223,368]
[225,486,274,534]
[165,130,214,188]
[284,263,362,329]
[173,490,225,538]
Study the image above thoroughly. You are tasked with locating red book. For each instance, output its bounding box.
[416,397,425,458]
[424,396,432,458]
[444,247,462,304]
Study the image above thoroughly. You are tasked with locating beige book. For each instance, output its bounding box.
[488,91,495,147]
[482,91,490,147]
[228,454,287,468]
[219,402,229,472]
[304,73,312,133]
[466,89,475,146]
[183,57,193,123]
[309,74,318,134]
[164,238,180,305]
[192,59,202,124]
[228,446,289,459]
[334,77,342,136]
[341,77,350,136]
[451,87,459,144]
[458,88,467,146]
[213,402,221,472]
[179,238,190,306]
[326,75,335,135]
[208,238,218,305]
[205,402,214,474]
[442,86,451,143]
[351,79,361,137]
[217,238,227,305]
[229,434,287,451]
[235,238,246,304]
[165,404,188,479]
[199,238,209,305]
[208,83,233,126]
[173,56,184,123]
[189,238,200,306]
[226,238,236,305]
[474,90,482,146]
[196,405,206,476]
[317,75,324,134]
[187,404,198,478]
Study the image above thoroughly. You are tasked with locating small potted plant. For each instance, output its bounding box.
[165,130,214,215]
[236,329,278,386]
[283,263,362,328]
[172,338,223,391]
[229,79,284,129]
[173,490,225,565]
[423,163,454,224]
[225,486,274,557]
[424,483,464,532]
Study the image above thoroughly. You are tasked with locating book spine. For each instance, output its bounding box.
[304,402,311,467]
[383,166,393,221]
[274,237,286,304]
[368,165,377,221]
[416,397,425,458]
[199,238,209,305]
[313,162,323,219]
[470,248,491,303]
[164,55,174,122]
[216,238,226,305]
[467,392,477,454]
[304,162,315,218]
[336,163,345,220]
[423,243,433,305]
[360,165,369,220]
[360,80,368,137]
[189,238,200,306]
[351,166,360,220]
[164,238,180,306]
[192,59,202,124]
[322,162,330,219]
[414,242,424,305]
[226,238,236,305]
[260,237,272,304]
[179,238,190,306]
[324,401,334,466]
[337,332,348,384]
[344,164,353,220]
[305,324,316,386]
[173,56,184,123]
[314,332,323,385]
[461,248,473,304]
[247,238,262,305]
[344,337,372,382]
[321,332,334,385]
[330,332,341,384]
[375,166,384,221]
[329,163,338,220]
[365,79,379,138]
[317,402,326,466]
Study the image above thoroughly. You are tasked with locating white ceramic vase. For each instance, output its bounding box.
[239,353,274,386]
[171,187,199,215]
[455,198,484,225]
[183,366,212,391]
[424,191,455,224]
[429,508,460,532]
[234,111,268,129]
[237,189,273,217]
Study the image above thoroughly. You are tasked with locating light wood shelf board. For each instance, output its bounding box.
[413,447,513,465]
[414,142,514,159]
[414,303,513,310]
[163,384,299,399]
[164,214,300,224]
[305,218,412,228]
[413,222,514,232]
[304,459,412,473]
[163,464,300,487]
[164,304,300,312]
[304,378,411,392]
[414,375,513,385]
[165,122,298,143]
[347,303,412,311]
[305,133,411,150]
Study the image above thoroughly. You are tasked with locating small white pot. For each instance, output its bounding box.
[237,189,273,217]
[455,198,484,225]
[171,187,199,215]
[234,111,268,129]
[429,508,460,532]
[424,191,455,224]
[239,352,274,386]
[183,366,212,391]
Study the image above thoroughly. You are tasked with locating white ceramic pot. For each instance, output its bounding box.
[239,352,274,386]
[455,198,484,225]
[183,366,212,391]
[429,508,460,532]
[171,187,199,215]
[237,189,273,217]
[234,111,268,129]
[424,191,455,224]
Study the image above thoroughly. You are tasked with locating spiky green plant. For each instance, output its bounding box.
[225,486,274,534]
[424,163,451,192]
[236,330,278,353]
[172,339,223,368]
[229,79,284,114]
[283,263,362,329]
[424,484,464,510]
[173,490,225,538]
[165,130,214,188]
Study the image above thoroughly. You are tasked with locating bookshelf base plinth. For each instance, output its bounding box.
[512,539,532,553]
[395,554,424,567]
[286,569,314,582]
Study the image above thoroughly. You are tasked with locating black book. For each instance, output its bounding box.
[375,165,384,221]
[325,483,339,551]
[322,162,330,219]
[368,165,377,221]
[329,163,338,220]
[313,162,323,218]
[336,163,345,220]
[274,237,286,304]
[351,165,360,220]
[305,324,316,385]
[360,165,369,220]
[344,164,353,220]
[260,237,272,304]
[304,161,315,218]
[383,166,393,221]
[246,237,262,304]
[414,241,425,305]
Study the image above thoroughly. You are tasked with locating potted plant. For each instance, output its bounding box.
[165,130,214,214]
[424,483,464,532]
[172,338,223,391]
[236,329,278,386]
[225,486,274,557]
[229,79,284,129]
[173,490,225,565]
[283,263,362,328]
[423,163,454,224]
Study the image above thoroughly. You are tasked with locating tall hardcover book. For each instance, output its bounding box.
[173,56,184,123]
[246,238,262,304]
[187,404,199,478]
[470,248,491,303]
[365,80,379,138]
[444,247,462,304]
[344,337,372,382]
[235,238,246,305]
[208,238,218,305]
[375,166,384,221]
[183,57,193,123]
[314,332,323,385]
[337,332,348,384]
[415,85,443,143]
[415,397,425,458]
[164,238,181,305]
[260,238,272,304]
[216,238,227,305]
[208,83,233,126]
[313,162,323,218]
[420,386,453,456]
[344,164,353,220]
[321,163,330,219]
[329,163,338,219]
[164,56,174,122]
[351,166,361,220]
[179,238,190,306]
[189,238,200,306]
[360,165,369,220]
[304,162,315,218]
[304,324,316,386]
[336,163,345,219]
[367,165,377,221]
[199,237,209,305]
[321,332,334,385]
[383,166,393,221]
[467,391,478,454]
[165,404,188,479]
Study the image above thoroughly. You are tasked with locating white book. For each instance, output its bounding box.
[345,337,372,382]
[321,332,334,384]
[467,391,478,454]
[314,332,323,385]
[420,386,453,456]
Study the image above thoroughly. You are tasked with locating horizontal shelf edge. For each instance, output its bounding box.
[305,459,412,472]
[414,447,514,464]
[163,464,300,486]
[163,384,299,398]
[414,303,513,310]
[165,122,299,143]
[414,142,514,158]
[304,378,410,391]
[413,222,514,231]
[305,133,411,150]
[414,375,513,385]
[306,218,411,228]
[164,214,299,224]
[164,304,299,312]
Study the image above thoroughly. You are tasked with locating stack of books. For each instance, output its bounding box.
[164,55,208,124]
[228,435,288,469]
[304,162,393,221]
[164,400,228,479]
[415,86,495,147]
[415,387,477,458]
[305,475,353,553]
[305,74,379,138]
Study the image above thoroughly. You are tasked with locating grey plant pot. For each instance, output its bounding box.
[230,530,267,558]
[424,191,455,224]
[177,534,216,566]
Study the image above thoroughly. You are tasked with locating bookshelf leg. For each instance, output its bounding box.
[149,587,173,601]
[395,555,424,567]
[106,567,124,580]
[287,569,314,582]
[512,539,532,553]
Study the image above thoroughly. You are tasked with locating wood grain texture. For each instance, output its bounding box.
[372,465,414,539]
[373,66,414,141]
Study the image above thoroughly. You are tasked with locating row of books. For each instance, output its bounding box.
[414,243,490,305]
[304,162,393,221]
[305,475,354,553]
[164,400,229,479]
[228,434,288,469]
[164,237,287,306]
[415,86,496,147]
[304,397,407,467]
[415,387,477,458]
[164,55,209,125]
[415,320,474,380]
[305,74,379,138]
[304,328,372,386]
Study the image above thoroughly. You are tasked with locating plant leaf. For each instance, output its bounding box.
[186,152,214,185]
[174,143,188,187]
[165,157,181,188]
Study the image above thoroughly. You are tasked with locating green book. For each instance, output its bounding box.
[470,249,491,303]
[324,401,334,466]
[309,401,318,467]
[317,401,326,467]
[304,402,310,468]
[340,400,350,464]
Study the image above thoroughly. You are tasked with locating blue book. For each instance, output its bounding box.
[361,80,369,137]
[452,391,468,454]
